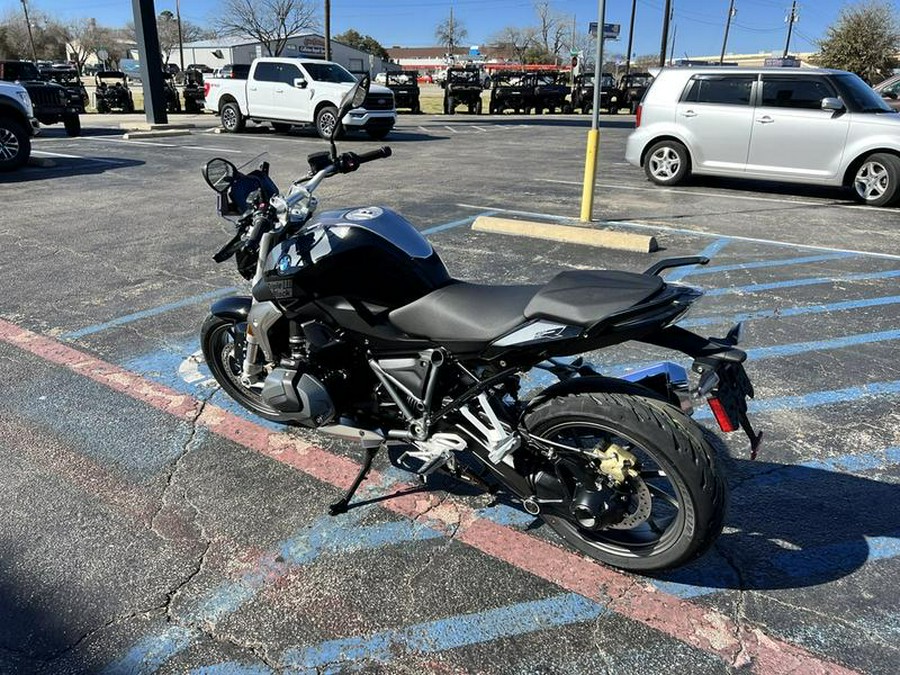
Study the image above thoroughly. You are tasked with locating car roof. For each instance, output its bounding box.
[659,66,847,76]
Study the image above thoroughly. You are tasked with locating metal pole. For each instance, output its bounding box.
[669,22,677,65]
[580,0,605,222]
[325,0,331,61]
[783,0,797,58]
[658,0,671,67]
[720,0,735,64]
[131,0,167,124]
[625,0,637,76]
[20,0,38,62]
[176,0,185,72]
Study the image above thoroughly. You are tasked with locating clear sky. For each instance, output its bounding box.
[2,0,890,59]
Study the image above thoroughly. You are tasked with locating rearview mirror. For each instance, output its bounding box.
[293,77,307,89]
[202,157,237,192]
[331,74,371,145]
[821,97,845,112]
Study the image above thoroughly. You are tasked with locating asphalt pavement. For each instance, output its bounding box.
[0,111,898,675]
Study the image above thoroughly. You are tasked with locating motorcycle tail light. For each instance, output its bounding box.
[707,397,736,432]
[635,103,643,127]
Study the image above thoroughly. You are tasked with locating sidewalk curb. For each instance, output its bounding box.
[471,215,659,253]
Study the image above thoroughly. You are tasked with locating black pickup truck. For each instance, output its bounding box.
[0,60,82,135]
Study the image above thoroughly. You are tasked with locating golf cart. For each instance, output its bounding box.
[94,71,134,113]
[443,66,483,115]
[384,70,420,113]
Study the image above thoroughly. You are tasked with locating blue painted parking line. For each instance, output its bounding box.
[682,252,854,277]
[281,593,606,674]
[681,294,900,329]
[666,238,730,282]
[189,664,272,675]
[421,210,497,236]
[103,625,195,675]
[62,287,242,340]
[705,268,900,297]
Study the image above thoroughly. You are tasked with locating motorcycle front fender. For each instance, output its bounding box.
[210,295,252,322]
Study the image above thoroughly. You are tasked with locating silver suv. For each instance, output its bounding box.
[625,67,900,206]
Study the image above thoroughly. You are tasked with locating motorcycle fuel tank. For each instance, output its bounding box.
[261,207,451,309]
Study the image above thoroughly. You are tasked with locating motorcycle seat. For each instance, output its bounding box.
[389,270,664,343]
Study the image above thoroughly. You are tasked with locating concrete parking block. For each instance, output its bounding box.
[471,215,659,253]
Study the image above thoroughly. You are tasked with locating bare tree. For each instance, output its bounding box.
[217,0,318,56]
[435,11,468,55]
[534,1,568,60]
[491,26,537,64]
[66,18,115,72]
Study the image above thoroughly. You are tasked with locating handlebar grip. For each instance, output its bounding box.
[356,146,392,164]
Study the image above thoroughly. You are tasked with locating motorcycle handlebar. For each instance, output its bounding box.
[356,146,392,164]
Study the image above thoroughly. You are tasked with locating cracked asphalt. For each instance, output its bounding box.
[0,111,898,674]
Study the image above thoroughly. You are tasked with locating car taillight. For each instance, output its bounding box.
[203,82,210,97]
[635,103,642,127]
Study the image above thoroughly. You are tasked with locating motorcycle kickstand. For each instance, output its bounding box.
[328,445,379,516]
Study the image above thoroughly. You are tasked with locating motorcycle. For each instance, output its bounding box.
[199,75,762,572]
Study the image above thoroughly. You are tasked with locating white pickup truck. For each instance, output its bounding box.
[204,57,396,140]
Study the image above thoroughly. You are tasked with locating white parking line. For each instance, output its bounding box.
[444,126,459,133]
[536,178,897,213]
[83,137,243,153]
[30,150,128,165]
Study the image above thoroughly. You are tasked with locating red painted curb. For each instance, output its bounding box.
[0,318,859,674]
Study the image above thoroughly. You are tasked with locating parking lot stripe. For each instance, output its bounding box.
[281,593,606,672]
[666,238,730,281]
[684,252,854,276]
[455,204,900,261]
[681,294,900,329]
[30,150,130,166]
[705,268,900,296]
[102,625,195,675]
[60,287,242,340]
[421,211,497,236]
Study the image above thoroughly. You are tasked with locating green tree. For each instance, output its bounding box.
[334,28,389,61]
[812,0,900,83]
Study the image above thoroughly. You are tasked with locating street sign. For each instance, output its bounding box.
[589,22,621,39]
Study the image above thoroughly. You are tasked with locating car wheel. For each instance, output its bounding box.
[853,153,900,206]
[220,102,245,133]
[0,117,31,171]
[474,99,482,115]
[562,102,573,114]
[63,115,81,137]
[447,96,456,115]
[644,140,691,186]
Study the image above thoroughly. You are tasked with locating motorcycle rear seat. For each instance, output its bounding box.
[389,270,664,343]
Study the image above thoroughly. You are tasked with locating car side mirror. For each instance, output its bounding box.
[821,97,845,111]
[293,78,307,89]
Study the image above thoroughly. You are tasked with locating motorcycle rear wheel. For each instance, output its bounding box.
[524,391,727,571]
[200,315,283,421]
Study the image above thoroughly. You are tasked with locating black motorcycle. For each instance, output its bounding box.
[200,76,761,572]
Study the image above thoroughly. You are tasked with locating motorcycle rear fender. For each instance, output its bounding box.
[210,295,252,322]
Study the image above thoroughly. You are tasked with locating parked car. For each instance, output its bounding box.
[219,63,251,80]
[872,74,900,111]
[0,60,82,135]
[619,71,654,114]
[203,57,396,139]
[443,66,483,114]
[94,71,135,113]
[383,70,420,113]
[626,67,900,206]
[187,63,213,74]
[0,80,38,170]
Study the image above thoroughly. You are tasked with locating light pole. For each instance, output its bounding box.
[580,0,606,222]
[20,0,39,63]
[325,0,331,61]
[720,0,735,64]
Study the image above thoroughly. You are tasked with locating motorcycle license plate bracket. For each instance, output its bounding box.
[692,357,763,459]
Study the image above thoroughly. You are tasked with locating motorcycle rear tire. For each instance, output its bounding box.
[523,391,727,571]
[200,315,283,422]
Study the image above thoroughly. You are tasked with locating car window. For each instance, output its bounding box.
[254,62,280,82]
[761,78,834,109]
[279,63,302,85]
[683,76,755,106]
[302,62,356,83]
[881,79,900,96]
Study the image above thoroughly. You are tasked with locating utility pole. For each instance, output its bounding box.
[325,0,331,61]
[20,0,38,63]
[720,0,735,64]
[669,22,677,65]
[658,0,672,67]
[624,0,637,76]
[176,0,184,72]
[449,6,455,58]
[783,0,798,58]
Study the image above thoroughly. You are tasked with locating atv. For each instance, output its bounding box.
[488,71,530,114]
[620,72,654,114]
[443,66,483,115]
[530,71,571,114]
[162,71,182,113]
[94,71,134,113]
[571,72,621,115]
[384,70,420,113]
[182,69,205,113]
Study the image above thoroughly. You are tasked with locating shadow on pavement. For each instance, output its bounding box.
[1,156,144,183]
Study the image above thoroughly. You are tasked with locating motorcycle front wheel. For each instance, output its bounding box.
[200,315,282,421]
[524,391,727,571]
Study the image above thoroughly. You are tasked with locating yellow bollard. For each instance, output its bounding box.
[580,128,600,222]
